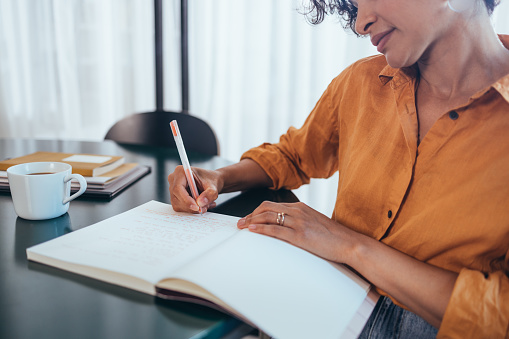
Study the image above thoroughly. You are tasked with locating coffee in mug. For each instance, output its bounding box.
[7,162,87,220]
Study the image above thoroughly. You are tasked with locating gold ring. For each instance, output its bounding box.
[276,212,285,226]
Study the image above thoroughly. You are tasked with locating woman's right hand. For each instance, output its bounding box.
[169,159,273,213]
[168,166,223,213]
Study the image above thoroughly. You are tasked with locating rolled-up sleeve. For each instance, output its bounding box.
[241,79,341,190]
[438,265,509,338]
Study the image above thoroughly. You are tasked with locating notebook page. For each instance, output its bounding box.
[27,201,240,284]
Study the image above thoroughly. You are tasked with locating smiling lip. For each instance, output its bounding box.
[371,29,395,53]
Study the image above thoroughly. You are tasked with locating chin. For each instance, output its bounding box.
[384,52,415,69]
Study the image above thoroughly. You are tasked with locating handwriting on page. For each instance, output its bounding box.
[85,207,238,270]
[129,209,229,257]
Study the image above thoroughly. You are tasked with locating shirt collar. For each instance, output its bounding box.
[377,34,509,103]
[378,64,417,88]
[492,74,509,103]
[493,35,509,103]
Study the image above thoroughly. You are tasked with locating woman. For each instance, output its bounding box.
[168,0,509,337]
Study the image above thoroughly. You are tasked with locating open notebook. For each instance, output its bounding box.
[27,200,378,339]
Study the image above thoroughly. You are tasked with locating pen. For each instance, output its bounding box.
[170,120,203,215]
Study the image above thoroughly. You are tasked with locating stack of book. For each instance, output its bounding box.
[0,152,151,199]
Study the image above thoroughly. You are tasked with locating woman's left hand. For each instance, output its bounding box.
[237,201,359,264]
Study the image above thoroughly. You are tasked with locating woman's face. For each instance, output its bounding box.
[353,0,454,68]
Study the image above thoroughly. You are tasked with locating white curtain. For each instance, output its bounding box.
[0,0,154,139]
[1,0,508,216]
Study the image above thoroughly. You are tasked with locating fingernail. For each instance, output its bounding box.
[199,197,209,207]
[248,224,256,230]
[190,204,199,211]
[237,218,245,226]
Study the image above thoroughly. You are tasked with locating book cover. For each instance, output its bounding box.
[0,151,125,176]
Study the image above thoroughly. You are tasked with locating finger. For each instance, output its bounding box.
[170,195,198,212]
[168,166,187,186]
[243,201,289,225]
[238,211,259,229]
[251,206,291,225]
[247,223,294,242]
[240,210,293,230]
[197,187,219,209]
[249,201,282,217]
[169,170,201,212]
[238,201,293,229]
[240,211,275,229]
[176,182,201,211]
[237,216,249,229]
[171,191,200,212]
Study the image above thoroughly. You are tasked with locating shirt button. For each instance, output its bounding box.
[388,210,393,218]
[449,111,459,120]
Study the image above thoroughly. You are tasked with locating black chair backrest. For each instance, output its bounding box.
[104,112,219,156]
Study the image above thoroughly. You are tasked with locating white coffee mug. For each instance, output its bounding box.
[7,162,87,220]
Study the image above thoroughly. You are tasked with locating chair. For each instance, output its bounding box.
[104,111,219,156]
[105,1,219,156]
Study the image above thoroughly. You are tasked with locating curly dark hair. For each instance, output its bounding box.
[303,0,501,35]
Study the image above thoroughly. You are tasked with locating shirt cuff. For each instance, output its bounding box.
[438,268,509,338]
[241,143,310,190]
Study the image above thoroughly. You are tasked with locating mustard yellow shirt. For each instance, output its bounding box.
[242,36,509,338]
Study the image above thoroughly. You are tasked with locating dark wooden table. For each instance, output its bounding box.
[0,139,298,339]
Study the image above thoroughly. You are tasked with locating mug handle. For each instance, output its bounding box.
[63,174,87,204]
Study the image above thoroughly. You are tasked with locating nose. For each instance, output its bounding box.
[354,2,376,36]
